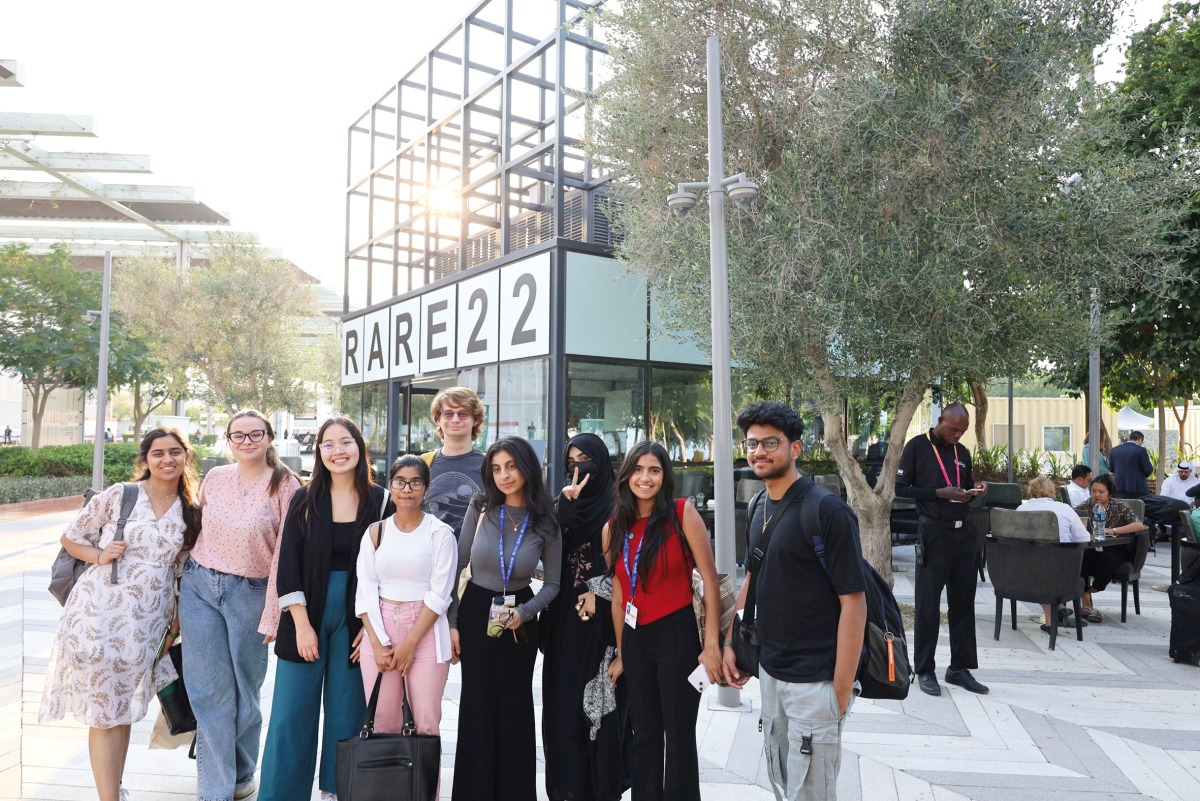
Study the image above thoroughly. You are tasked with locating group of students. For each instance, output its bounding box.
[38,386,730,801]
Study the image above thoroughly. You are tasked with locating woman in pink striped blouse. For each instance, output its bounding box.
[179,410,300,801]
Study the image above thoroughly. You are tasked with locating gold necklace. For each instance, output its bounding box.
[146,481,178,499]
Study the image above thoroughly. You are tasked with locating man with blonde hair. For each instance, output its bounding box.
[423,386,486,538]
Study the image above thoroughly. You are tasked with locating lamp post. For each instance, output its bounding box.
[667,35,758,710]
[88,250,113,492]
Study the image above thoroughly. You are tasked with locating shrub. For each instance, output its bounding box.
[0,476,91,504]
[0,443,142,486]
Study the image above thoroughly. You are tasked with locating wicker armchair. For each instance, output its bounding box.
[988,508,1086,650]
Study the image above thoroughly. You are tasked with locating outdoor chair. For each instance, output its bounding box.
[1057,486,1072,506]
[812,473,844,497]
[1178,510,1200,572]
[1111,526,1151,623]
[988,508,1085,650]
[733,477,764,566]
[281,455,302,474]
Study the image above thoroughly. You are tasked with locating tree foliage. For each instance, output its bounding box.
[590,0,1196,575]
[0,244,150,448]
[114,231,319,416]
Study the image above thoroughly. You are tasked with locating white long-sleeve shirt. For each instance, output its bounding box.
[1019,497,1091,543]
[355,513,457,663]
[1160,473,1199,505]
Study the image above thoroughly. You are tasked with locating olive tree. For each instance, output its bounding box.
[591,0,1195,576]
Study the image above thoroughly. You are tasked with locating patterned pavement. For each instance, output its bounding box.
[4,507,1200,800]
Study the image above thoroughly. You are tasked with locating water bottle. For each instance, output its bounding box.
[1093,503,1106,551]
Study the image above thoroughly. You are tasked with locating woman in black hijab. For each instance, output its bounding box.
[542,433,630,801]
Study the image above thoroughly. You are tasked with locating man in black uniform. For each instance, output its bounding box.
[895,403,990,696]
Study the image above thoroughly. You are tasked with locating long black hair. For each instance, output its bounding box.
[297,415,375,522]
[134,427,201,549]
[480,436,555,532]
[607,440,684,581]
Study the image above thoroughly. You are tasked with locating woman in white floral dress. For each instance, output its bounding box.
[40,427,201,801]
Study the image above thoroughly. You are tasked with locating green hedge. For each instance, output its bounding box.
[0,476,91,505]
[0,443,141,486]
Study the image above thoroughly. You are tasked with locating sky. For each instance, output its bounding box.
[0,0,1173,293]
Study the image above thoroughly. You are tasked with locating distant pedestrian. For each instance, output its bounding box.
[1110,431,1152,499]
[896,403,990,697]
[3,424,10,444]
[104,428,114,443]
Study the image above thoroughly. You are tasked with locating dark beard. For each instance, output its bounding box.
[755,461,793,481]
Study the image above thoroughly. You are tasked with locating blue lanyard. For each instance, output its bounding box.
[497,505,531,594]
[623,531,645,603]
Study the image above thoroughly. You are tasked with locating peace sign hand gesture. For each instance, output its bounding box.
[561,466,591,501]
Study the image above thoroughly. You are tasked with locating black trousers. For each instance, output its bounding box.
[452,581,539,801]
[621,604,702,801]
[914,518,979,675]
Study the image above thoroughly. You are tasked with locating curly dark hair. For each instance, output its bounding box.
[736,400,805,441]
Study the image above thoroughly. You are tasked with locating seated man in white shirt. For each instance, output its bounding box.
[1159,462,1198,506]
[1020,476,1091,632]
[1065,465,1092,509]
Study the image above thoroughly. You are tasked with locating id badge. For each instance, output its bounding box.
[624,601,639,629]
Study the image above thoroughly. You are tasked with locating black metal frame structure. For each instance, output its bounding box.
[344,0,611,313]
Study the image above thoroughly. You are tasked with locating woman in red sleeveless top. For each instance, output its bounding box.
[604,441,723,801]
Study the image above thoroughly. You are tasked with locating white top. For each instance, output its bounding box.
[1020,497,1091,543]
[1160,473,1198,504]
[1065,481,1091,509]
[355,513,457,663]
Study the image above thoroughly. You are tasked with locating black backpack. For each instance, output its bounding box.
[749,483,912,699]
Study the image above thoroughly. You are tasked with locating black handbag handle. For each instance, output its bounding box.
[360,671,420,739]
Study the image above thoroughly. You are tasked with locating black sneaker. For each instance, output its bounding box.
[944,667,989,694]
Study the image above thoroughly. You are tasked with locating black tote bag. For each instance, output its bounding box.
[156,643,197,736]
[336,673,441,801]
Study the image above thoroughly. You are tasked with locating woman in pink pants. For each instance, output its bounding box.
[356,454,457,733]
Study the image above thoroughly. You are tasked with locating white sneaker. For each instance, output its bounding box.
[118,786,130,801]
[233,780,257,800]
[319,793,337,801]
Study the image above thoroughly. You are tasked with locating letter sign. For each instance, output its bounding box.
[363,309,390,383]
[341,316,365,386]
[421,285,457,373]
[499,253,550,360]
[390,297,422,379]
[456,270,500,367]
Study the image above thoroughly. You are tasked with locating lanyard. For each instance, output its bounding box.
[497,505,531,594]
[926,432,961,488]
[623,531,645,604]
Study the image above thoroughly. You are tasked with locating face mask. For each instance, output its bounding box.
[568,460,599,484]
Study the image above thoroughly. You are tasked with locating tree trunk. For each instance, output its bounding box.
[1172,397,1189,453]
[967,374,988,447]
[26,384,43,450]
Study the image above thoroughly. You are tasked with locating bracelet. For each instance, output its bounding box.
[168,630,180,638]
[613,649,622,658]
[722,640,734,647]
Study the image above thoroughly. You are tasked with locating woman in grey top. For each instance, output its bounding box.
[449,436,560,801]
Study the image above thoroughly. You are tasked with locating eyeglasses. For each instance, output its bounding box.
[228,430,267,444]
[439,409,473,421]
[742,437,784,453]
[319,438,357,453]
[389,477,427,491]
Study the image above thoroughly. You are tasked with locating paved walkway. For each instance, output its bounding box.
[4,508,1200,800]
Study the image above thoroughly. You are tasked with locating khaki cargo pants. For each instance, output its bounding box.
[759,673,853,801]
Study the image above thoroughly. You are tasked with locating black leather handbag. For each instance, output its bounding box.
[336,673,441,801]
[156,643,197,736]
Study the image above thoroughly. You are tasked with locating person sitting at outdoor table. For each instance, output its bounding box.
[1020,477,1091,632]
[1072,474,1142,624]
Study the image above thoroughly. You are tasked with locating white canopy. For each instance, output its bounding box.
[1117,405,1157,430]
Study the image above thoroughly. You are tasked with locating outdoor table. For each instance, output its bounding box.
[987,534,1135,551]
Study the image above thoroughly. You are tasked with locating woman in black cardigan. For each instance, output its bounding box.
[259,416,392,801]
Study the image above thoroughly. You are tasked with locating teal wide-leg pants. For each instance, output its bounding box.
[259,571,365,800]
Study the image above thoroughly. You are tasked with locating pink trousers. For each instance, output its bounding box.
[360,599,449,735]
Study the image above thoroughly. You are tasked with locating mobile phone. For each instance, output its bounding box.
[687,664,711,693]
[966,487,984,494]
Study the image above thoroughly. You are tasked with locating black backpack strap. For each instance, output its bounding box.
[744,479,808,623]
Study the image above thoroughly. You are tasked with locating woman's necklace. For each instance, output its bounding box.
[146,481,178,499]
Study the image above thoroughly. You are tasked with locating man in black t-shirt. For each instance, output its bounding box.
[722,401,866,801]
[422,386,486,539]
[895,403,989,696]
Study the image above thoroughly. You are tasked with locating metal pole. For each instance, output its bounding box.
[90,251,112,492]
[1007,377,1014,483]
[1088,288,1101,474]
[705,35,739,710]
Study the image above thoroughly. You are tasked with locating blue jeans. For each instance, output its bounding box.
[180,558,270,801]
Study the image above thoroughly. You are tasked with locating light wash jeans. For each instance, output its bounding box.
[180,558,270,801]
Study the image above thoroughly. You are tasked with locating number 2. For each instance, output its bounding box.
[511,274,536,345]
[467,288,488,353]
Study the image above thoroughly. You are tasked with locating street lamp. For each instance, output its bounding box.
[86,251,113,493]
[667,35,758,710]
[1060,173,1102,477]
